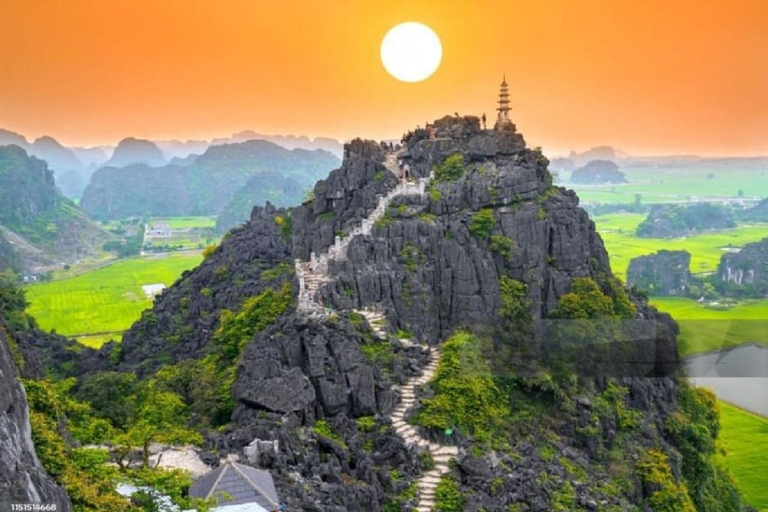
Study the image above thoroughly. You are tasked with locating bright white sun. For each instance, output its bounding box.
[381,22,442,83]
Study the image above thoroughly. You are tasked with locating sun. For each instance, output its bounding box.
[381,22,442,83]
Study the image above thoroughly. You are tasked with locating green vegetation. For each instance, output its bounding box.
[427,182,442,202]
[214,282,292,363]
[662,383,747,512]
[489,235,515,261]
[499,277,530,324]
[260,262,294,281]
[717,402,768,510]
[551,277,634,320]
[636,448,697,512]
[468,208,496,239]
[411,331,510,444]
[25,253,203,346]
[275,212,293,241]
[360,338,395,368]
[401,243,422,273]
[433,476,466,512]
[651,297,768,355]
[159,216,217,229]
[102,224,143,258]
[568,165,768,205]
[313,419,347,448]
[593,213,768,279]
[636,203,735,238]
[433,153,467,182]
[25,377,210,512]
[0,269,32,331]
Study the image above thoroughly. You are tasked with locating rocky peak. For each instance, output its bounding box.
[102,137,167,168]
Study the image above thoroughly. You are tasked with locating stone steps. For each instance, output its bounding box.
[383,344,459,512]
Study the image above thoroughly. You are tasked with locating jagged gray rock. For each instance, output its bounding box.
[0,326,71,511]
[627,250,692,296]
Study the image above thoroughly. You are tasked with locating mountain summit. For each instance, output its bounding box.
[7,114,747,512]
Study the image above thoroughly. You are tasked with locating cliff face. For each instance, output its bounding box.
[628,250,692,296]
[718,238,768,295]
[0,325,71,511]
[87,116,690,511]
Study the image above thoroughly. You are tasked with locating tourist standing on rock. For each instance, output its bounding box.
[482,113,487,129]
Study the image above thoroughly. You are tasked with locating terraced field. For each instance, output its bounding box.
[25,252,203,347]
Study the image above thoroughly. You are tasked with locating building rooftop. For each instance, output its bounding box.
[189,461,280,512]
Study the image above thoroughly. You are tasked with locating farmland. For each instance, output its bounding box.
[566,164,768,204]
[25,252,203,347]
[716,401,768,511]
[650,297,768,356]
[592,213,768,279]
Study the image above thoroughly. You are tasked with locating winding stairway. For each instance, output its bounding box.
[295,153,430,315]
[295,153,458,511]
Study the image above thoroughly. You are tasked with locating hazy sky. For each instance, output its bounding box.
[1,0,766,155]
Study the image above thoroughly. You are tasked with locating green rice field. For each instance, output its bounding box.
[593,213,768,279]
[567,165,768,204]
[155,216,217,229]
[716,401,768,511]
[650,297,768,356]
[25,252,203,347]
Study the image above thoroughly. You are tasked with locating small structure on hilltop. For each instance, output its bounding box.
[189,460,281,511]
[494,75,513,130]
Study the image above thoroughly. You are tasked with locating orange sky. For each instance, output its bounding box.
[1,0,766,155]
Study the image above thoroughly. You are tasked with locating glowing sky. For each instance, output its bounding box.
[1,0,766,155]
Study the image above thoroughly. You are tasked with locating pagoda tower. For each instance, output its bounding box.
[494,75,513,130]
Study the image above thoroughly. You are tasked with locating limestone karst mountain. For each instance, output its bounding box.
[81,139,340,222]
[101,137,167,168]
[5,115,750,512]
[570,159,627,184]
[0,145,112,272]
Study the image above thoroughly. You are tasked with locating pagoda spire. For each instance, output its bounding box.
[495,75,512,130]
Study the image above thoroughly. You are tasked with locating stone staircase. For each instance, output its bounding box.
[354,308,458,512]
[295,152,432,315]
[390,347,459,512]
[295,152,457,510]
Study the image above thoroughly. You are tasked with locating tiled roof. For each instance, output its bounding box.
[189,462,280,511]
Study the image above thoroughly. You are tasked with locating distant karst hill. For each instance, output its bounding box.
[738,197,768,223]
[570,159,627,184]
[0,146,112,272]
[80,139,340,223]
[636,203,736,238]
[101,137,167,168]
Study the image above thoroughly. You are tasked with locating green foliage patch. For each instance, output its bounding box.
[433,153,467,182]
[214,282,292,363]
[411,331,510,444]
[469,208,496,239]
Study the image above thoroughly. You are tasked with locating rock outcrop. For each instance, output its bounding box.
[0,324,72,511]
[636,203,735,238]
[627,250,692,296]
[570,159,627,184]
[718,237,768,296]
[71,115,686,511]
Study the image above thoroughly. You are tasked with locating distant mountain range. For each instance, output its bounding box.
[80,140,340,230]
[0,146,113,273]
[0,127,345,202]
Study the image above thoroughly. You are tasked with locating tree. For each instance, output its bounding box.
[0,269,30,330]
[114,381,202,469]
